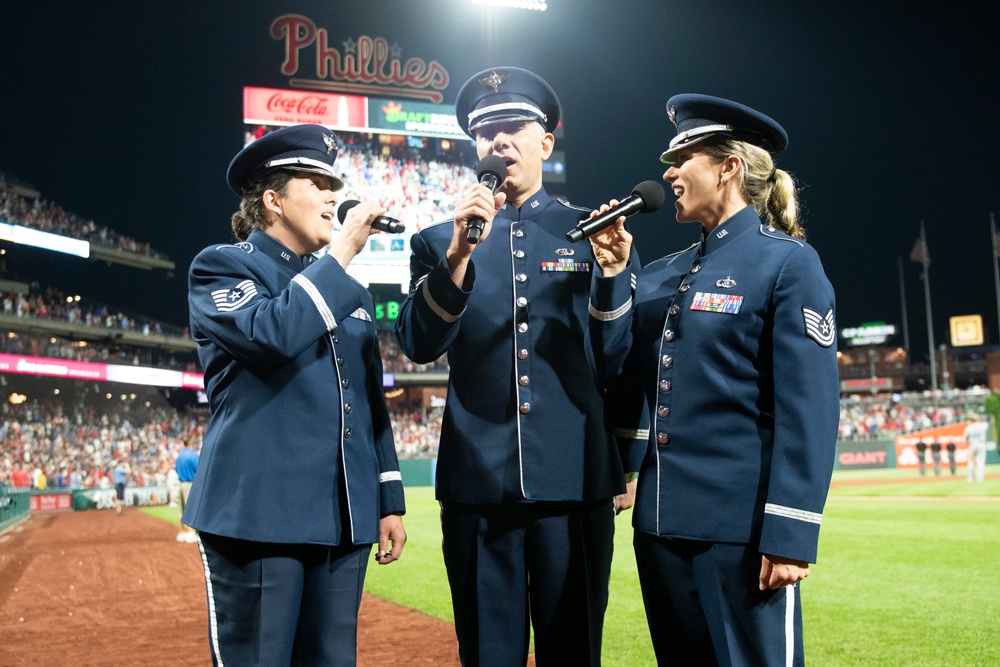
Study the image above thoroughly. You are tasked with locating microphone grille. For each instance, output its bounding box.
[336,199,361,223]
[632,181,666,213]
[477,155,508,182]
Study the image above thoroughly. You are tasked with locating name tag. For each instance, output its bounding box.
[690,292,744,314]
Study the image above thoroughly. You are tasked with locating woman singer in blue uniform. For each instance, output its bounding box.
[585,95,839,666]
[184,123,406,666]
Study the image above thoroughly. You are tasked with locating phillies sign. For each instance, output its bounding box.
[271,15,450,103]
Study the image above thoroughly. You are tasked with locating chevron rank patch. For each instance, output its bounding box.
[803,307,835,347]
[211,279,258,312]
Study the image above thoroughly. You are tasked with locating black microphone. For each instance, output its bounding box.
[565,180,666,243]
[336,199,406,234]
[467,155,509,244]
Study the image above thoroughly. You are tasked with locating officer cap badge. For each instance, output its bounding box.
[479,71,509,94]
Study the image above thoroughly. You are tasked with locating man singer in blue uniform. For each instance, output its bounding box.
[394,67,646,666]
[585,94,839,666]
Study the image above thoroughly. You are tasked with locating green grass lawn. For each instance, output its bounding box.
[152,465,1000,665]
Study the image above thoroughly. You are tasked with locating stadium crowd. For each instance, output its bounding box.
[0,393,207,492]
[0,187,168,259]
[838,397,980,440]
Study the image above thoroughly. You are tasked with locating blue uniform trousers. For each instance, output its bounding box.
[198,532,370,667]
[441,500,614,667]
[633,532,804,667]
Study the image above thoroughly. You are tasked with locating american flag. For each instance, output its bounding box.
[910,237,930,267]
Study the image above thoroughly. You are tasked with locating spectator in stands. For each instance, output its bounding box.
[184,124,406,666]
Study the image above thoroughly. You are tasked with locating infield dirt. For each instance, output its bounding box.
[0,509,469,666]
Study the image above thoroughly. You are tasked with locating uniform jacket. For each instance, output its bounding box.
[588,206,838,563]
[184,230,404,545]
[394,188,648,504]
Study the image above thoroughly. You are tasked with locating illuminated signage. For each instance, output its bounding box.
[950,314,983,347]
[0,353,204,389]
[0,222,90,258]
[840,322,896,346]
[375,301,400,321]
[369,99,465,139]
[244,87,368,130]
[271,16,450,102]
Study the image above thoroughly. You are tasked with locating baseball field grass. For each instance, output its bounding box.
[362,466,1000,666]
[149,465,1000,665]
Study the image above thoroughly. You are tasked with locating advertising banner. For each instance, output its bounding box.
[894,423,970,469]
[367,98,465,138]
[29,492,73,512]
[71,486,170,511]
[834,440,894,469]
[244,86,368,130]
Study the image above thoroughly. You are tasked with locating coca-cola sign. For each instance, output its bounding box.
[271,15,450,103]
[244,87,368,129]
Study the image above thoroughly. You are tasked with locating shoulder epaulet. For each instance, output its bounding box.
[556,198,592,213]
[421,218,453,230]
[213,241,255,253]
[759,224,804,247]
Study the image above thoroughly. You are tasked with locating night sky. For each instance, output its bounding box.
[2,0,997,362]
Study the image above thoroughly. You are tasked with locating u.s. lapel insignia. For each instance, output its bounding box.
[802,307,836,347]
[716,276,736,289]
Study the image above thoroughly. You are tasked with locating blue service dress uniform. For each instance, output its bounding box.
[588,205,839,666]
[394,188,647,666]
[184,229,405,665]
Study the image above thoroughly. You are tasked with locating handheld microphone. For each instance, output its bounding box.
[565,180,666,243]
[467,155,509,244]
[336,200,406,234]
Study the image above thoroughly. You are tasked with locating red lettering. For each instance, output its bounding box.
[839,450,887,466]
[271,15,451,101]
[271,15,317,76]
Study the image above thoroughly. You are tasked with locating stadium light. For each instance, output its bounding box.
[471,0,548,10]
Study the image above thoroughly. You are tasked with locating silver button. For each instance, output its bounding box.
[344,428,352,439]
[518,375,530,386]
[344,403,352,414]
[690,264,701,273]
[661,355,672,367]
[657,432,670,445]
[663,329,675,341]
[518,323,528,333]
[659,380,671,392]
[518,349,528,359]
[514,229,525,238]
[514,249,525,259]
[519,402,531,414]
[342,378,350,389]
[678,284,690,293]
[669,304,680,315]
[657,406,670,418]
[517,297,527,307]
[516,273,527,283]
